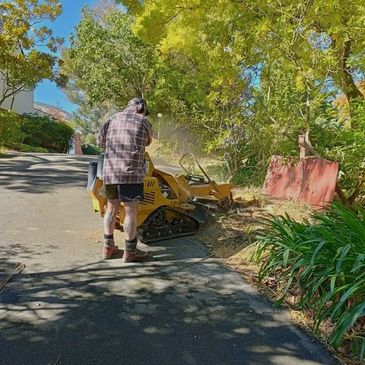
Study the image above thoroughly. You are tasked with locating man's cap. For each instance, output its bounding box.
[127,97,150,115]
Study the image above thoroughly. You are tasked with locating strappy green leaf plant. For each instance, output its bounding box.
[255,203,365,359]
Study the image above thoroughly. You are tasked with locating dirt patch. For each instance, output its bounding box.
[198,187,311,258]
[197,190,311,299]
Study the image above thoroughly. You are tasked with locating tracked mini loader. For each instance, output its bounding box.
[87,153,233,243]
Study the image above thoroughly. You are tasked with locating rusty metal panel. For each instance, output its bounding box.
[262,156,339,210]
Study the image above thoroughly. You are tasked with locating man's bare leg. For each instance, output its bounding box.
[102,199,120,259]
[123,201,138,241]
[104,199,120,237]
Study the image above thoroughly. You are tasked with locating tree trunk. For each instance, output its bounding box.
[333,38,363,123]
[341,40,363,98]
[335,184,349,206]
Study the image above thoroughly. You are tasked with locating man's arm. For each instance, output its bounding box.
[97,119,111,149]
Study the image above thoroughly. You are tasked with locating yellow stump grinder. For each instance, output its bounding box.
[87,153,233,243]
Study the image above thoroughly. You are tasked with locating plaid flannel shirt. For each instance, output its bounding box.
[97,107,152,185]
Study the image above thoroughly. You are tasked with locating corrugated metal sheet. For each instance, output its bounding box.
[262,156,339,210]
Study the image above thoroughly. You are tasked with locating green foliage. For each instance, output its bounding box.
[66,102,113,149]
[0,111,74,154]
[21,115,74,153]
[153,115,204,155]
[61,6,158,148]
[64,8,155,108]
[81,144,101,155]
[10,143,49,153]
[116,0,365,191]
[231,163,262,187]
[255,203,365,359]
[311,100,365,203]
[0,0,63,105]
[0,110,22,150]
[63,0,365,197]
[83,133,97,146]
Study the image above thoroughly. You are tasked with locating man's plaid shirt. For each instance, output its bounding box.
[97,107,152,185]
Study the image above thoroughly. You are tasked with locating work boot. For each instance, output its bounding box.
[103,235,119,260]
[122,249,147,263]
[103,245,120,260]
[122,237,147,263]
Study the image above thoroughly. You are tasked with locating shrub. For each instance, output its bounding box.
[255,203,365,359]
[21,114,74,153]
[0,110,22,150]
[311,100,365,205]
[81,144,100,155]
[9,142,49,153]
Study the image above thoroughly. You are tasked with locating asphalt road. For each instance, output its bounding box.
[0,153,337,365]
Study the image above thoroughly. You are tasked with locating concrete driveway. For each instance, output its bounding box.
[0,153,337,365]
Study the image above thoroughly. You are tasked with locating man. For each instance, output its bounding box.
[97,97,152,263]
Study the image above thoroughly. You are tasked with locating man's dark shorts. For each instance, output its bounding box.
[104,183,144,202]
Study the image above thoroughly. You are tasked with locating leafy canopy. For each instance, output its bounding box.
[118,0,365,198]
[67,0,365,201]
[0,0,63,105]
[65,8,155,108]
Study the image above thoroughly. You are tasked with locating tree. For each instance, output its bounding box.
[118,0,365,198]
[91,0,121,25]
[123,0,365,110]
[123,1,250,167]
[67,0,365,198]
[0,0,63,106]
[61,5,157,147]
[62,8,156,109]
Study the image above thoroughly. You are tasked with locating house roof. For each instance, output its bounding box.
[34,102,71,122]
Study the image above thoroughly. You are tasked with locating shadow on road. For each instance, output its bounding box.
[0,153,96,194]
[0,240,336,365]
[0,153,337,365]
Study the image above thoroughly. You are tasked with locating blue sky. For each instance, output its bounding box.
[34,0,96,113]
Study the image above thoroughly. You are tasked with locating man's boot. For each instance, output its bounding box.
[103,235,119,260]
[122,237,147,263]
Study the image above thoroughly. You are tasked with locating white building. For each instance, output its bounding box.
[0,76,36,114]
